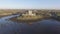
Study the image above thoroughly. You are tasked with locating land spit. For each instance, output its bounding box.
[9,16,52,23]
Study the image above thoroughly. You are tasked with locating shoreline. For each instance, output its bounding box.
[9,16,51,23]
[0,14,13,18]
[10,17,43,23]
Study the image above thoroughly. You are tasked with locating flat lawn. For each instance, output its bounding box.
[57,14,60,16]
[17,15,43,20]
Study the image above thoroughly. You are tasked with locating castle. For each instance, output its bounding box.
[22,10,36,16]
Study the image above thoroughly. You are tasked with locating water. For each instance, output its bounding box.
[0,15,60,34]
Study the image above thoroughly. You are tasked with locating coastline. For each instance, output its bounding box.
[10,17,43,23]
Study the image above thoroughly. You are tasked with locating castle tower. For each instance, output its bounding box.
[28,10,33,15]
[22,10,36,16]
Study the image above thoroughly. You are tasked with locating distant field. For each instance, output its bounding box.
[0,9,60,17]
[0,9,21,17]
[57,13,60,16]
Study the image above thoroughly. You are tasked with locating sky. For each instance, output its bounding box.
[0,0,60,9]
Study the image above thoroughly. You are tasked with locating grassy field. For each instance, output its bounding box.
[0,9,60,18]
[0,9,21,17]
[17,15,43,21]
[57,13,60,16]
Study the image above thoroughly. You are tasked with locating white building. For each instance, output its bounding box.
[22,10,36,16]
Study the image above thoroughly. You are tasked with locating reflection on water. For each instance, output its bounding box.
[0,15,60,34]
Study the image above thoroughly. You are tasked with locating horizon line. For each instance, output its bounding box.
[0,8,60,10]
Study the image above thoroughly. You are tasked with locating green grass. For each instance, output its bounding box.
[17,15,43,20]
[57,14,60,16]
